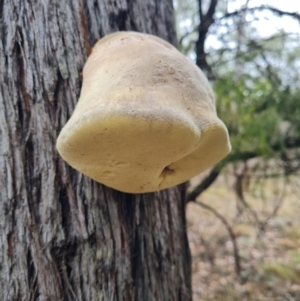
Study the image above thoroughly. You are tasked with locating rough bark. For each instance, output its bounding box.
[0,1,191,300]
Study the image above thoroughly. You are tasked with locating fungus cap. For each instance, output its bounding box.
[56,31,231,193]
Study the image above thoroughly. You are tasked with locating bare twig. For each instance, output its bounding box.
[179,28,196,46]
[186,153,258,204]
[261,177,287,229]
[193,200,242,278]
[196,0,219,78]
[220,5,300,21]
[234,164,261,229]
[211,33,294,70]
[186,164,222,203]
[199,235,215,266]
[198,0,203,20]
[235,0,251,78]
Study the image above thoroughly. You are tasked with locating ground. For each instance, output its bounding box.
[187,168,300,301]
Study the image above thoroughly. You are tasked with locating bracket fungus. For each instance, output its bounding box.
[56,31,231,193]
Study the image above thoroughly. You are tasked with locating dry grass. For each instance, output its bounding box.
[187,168,300,301]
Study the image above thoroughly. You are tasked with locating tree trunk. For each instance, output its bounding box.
[0,1,192,300]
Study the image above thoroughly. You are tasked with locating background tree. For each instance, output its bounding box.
[0,1,192,300]
[176,0,300,202]
[172,2,300,299]
[175,1,300,297]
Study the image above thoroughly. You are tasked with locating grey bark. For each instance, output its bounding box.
[0,0,192,300]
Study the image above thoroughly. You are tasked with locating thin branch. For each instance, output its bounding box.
[234,166,262,230]
[247,38,281,85]
[261,177,287,230]
[211,32,293,71]
[193,200,242,278]
[198,0,203,20]
[186,153,257,202]
[196,0,219,77]
[199,235,215,266]
[206,0,218,20]
[220,5,300,21]
[187,139,300,203]
[186,164,222,203]
[178,25,198,46]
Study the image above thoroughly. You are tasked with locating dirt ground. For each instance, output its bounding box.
[187,169,300,301]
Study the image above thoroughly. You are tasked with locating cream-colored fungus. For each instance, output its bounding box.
[56,31,231,193]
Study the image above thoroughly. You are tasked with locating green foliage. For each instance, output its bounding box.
[175,0,300,163]
[291,251,300,265]
[214,74,300,158]
[260,262,300,282]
